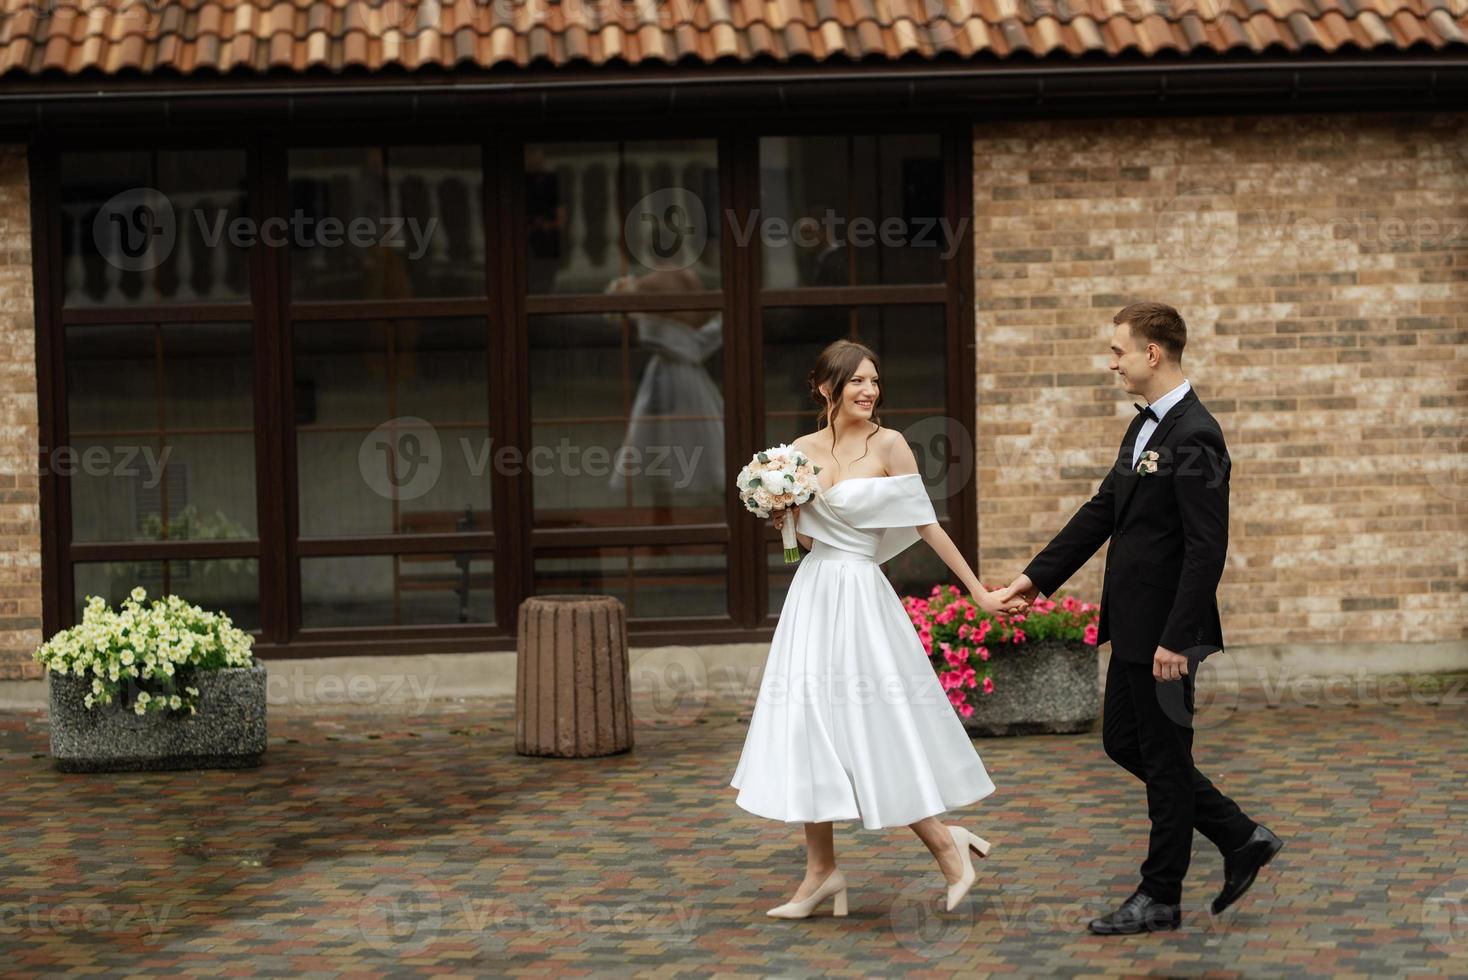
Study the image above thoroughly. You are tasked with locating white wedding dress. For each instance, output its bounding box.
[729,473,996,829]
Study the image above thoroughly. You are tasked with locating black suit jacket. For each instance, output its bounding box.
[1023,387,1229,664]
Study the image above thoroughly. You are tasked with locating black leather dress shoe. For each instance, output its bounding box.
[1212,824,1284,914]
[1087,891,1182,935]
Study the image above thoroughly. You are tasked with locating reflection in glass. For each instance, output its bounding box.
[289,145,484,300]
[75,559,261,632]
[760,133,945,288]
[300,554,494,627]
[530,302,725,527]
[524,140,719,295]
[607,268,724,503]
[535,546,725,618]
[293,318,490,537]
[60,150,251,307]
[66,323,257,543]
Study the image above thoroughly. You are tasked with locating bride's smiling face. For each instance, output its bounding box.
[822,357,880,422]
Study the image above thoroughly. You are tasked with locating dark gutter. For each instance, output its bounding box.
[0,55,1464,135]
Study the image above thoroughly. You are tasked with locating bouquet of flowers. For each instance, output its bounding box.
[737,444,822,562]
[902,584,1099,717]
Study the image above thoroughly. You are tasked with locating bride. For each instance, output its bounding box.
[729,338,1029,918]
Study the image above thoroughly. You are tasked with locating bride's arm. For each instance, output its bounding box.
[917,524,983,598]
[886,433,1027,615]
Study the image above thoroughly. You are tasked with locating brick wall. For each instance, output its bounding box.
[972,111,1467,650]
[0,145,40,680]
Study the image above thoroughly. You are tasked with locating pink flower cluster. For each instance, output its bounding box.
[902,583,1101,720]
[1053,594,1102,646]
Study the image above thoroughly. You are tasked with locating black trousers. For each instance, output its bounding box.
[1102,655,1257,904]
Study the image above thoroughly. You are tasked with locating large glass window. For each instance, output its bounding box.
[523,138,728,625]
[46,129,969,651]
[283,143,495,634]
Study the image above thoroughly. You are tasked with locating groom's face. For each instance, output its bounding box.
[1109,322,1151,395]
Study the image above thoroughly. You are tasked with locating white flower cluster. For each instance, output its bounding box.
[32,586,255,716]
[736,443,822,518]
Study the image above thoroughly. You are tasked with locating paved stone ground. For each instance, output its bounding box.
[0,677,1465,978]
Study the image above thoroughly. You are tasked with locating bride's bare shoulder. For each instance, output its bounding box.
[874,424,905,450]
[791,432,822,452]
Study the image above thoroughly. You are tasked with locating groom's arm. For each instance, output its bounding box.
[1022,464,1118,599]
[1158,426,1230,653]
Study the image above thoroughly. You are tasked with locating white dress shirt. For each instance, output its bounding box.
[1132,379,1191,468]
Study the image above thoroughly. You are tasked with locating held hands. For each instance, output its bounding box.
[999,573,1041,608]
[968,571,1036,617]
[975,587,1029,616]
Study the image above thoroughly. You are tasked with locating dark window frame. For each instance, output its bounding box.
[32,116,977,657]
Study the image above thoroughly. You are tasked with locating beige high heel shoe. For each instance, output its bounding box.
[943,825,992,911]
[766,868,849,918]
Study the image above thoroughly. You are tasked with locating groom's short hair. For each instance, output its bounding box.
[1114,302,1186,362]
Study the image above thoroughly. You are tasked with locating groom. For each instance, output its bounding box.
[1003,302,1283,934]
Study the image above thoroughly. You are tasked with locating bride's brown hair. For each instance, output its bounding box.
[806,338,883,469]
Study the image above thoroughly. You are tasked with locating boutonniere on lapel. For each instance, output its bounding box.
[1136,450,1161,476]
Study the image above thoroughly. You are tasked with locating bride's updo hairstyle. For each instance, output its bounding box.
[806,338,883,465]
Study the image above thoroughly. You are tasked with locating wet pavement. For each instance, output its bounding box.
[0,678,1464,977]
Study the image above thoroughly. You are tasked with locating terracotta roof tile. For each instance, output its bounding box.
[0,0,1462,79]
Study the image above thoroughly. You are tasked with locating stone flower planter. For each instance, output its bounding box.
[47,657,268,772]
[962,639,1099,737]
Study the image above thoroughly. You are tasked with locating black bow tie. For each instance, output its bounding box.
[1134,403,1159,423]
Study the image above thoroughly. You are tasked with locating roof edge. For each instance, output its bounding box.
[2,53,1465,136]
